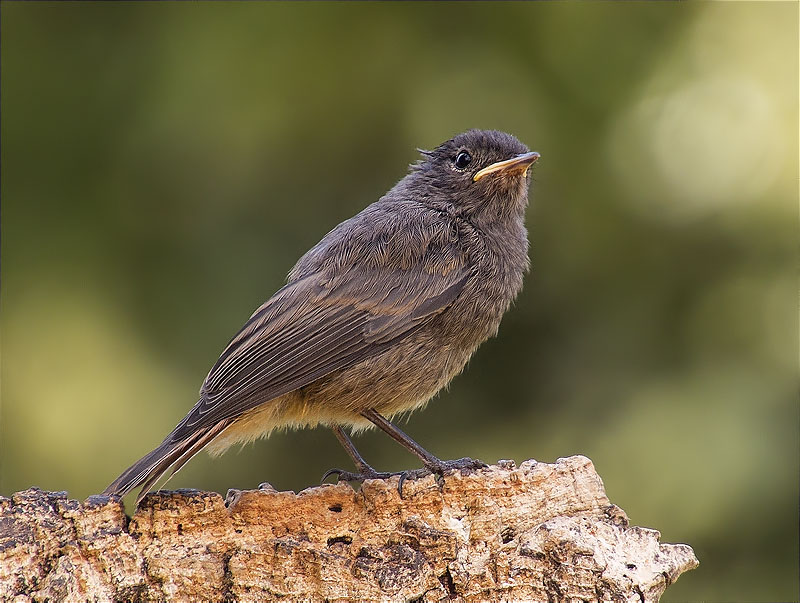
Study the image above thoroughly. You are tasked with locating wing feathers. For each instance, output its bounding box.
[169,264,469,441]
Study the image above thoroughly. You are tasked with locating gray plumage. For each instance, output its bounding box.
[104,129,538,503]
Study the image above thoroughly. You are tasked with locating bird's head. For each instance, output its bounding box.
[405,129,539,223]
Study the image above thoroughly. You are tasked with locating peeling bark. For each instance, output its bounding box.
[0,456,697,602]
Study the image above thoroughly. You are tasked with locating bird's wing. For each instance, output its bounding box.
[167,264,470,441]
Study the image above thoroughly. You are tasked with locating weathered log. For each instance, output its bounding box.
[1,456,697,602]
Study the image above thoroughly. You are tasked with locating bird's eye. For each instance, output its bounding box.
[454,151,472,170]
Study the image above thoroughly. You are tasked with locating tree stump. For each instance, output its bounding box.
[0,455,697,602]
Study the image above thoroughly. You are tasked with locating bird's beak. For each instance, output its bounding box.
[473,151,540,182]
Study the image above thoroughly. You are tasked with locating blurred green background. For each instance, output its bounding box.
[1,2,797,601]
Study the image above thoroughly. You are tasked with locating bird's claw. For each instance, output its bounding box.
[320,467,347,484]
[396,468,433,495]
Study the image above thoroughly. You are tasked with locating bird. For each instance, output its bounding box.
[104,129,539,504]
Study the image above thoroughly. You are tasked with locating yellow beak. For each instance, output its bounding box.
[473,151,540,182]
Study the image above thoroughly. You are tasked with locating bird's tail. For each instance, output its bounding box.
[103,420,232,505]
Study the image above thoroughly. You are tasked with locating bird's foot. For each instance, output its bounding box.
[322,466,429,498]
[397,457,487,495]
[321,467,399,484]
[322,457,487,497]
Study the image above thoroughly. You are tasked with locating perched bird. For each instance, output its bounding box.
[104,129,539,503]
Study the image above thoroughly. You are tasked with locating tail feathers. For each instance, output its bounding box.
[103,420,232,505]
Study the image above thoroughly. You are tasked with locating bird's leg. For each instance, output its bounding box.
[361,409,487,488]
[321,426,397,484]
[332,426,374,474]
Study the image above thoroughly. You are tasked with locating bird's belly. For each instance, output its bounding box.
[299,308,498,419]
